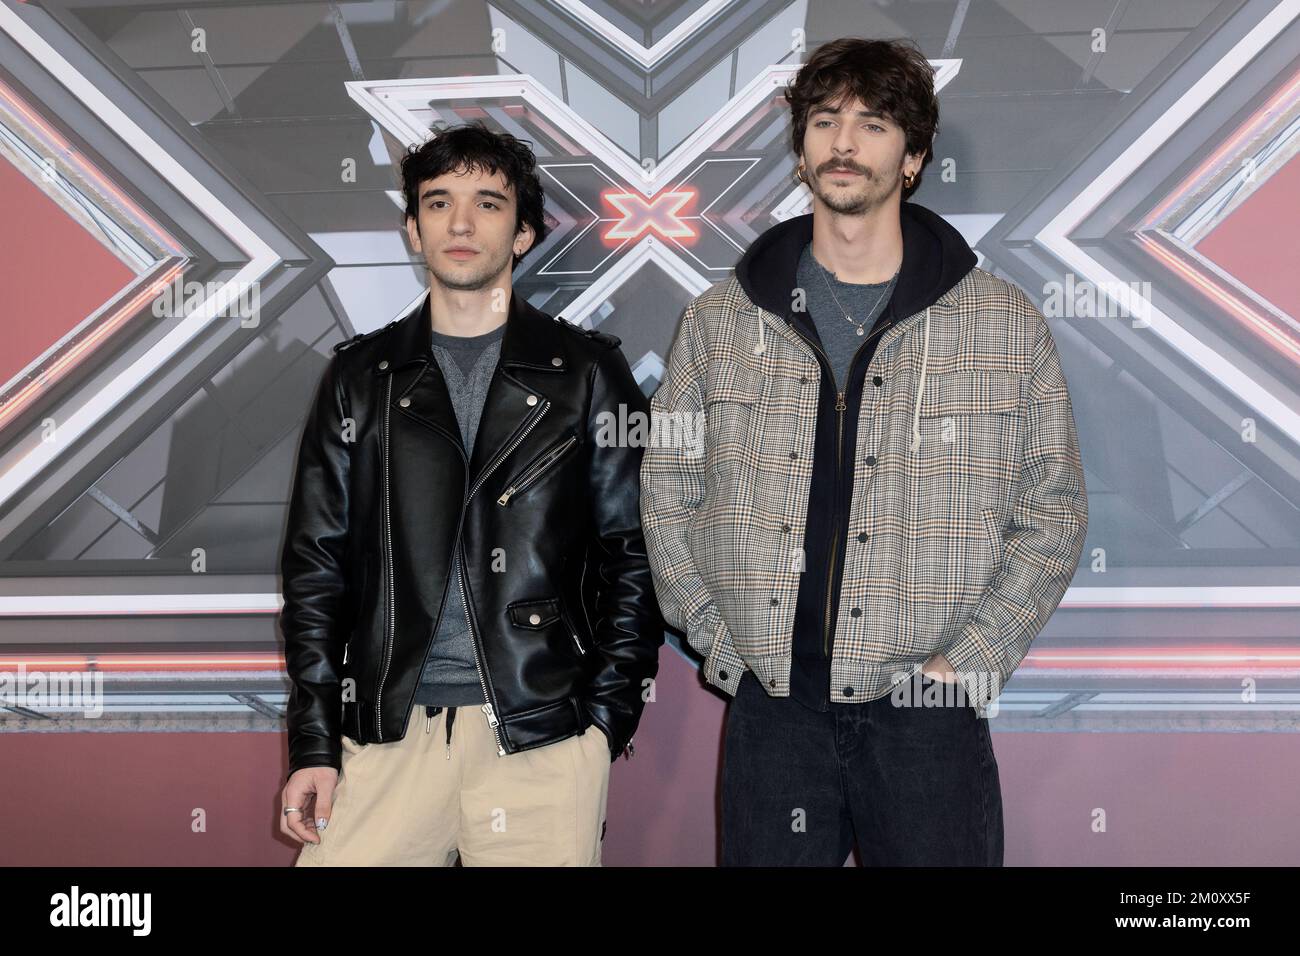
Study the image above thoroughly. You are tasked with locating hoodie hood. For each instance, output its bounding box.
[734,199,976,321]
[734,200,977,451]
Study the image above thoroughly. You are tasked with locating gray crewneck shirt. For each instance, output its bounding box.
[795,242,896,392]
[412,320,507,708]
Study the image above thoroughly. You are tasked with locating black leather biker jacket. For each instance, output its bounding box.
[280,290,662,778]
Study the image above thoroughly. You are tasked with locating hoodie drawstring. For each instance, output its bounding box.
[908,307,931,453]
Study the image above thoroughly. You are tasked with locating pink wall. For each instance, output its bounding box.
[1,649,1295,866]
[0,158,135,388]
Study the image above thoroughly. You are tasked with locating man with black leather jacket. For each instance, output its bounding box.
[279,123,661,866]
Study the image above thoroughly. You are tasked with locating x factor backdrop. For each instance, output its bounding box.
[0,0,1298,867]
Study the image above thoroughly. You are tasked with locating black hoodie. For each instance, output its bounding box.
[733,201,977,710]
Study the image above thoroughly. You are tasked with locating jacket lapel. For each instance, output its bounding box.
[380,295,462,450]
[379,288,572,491]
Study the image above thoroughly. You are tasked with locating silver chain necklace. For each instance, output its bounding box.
[812,252,900,336]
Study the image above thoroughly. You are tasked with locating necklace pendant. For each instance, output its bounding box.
[856,325,865,336]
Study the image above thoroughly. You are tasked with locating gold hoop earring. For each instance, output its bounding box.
[793,163,807,185]
[904,171,916,188]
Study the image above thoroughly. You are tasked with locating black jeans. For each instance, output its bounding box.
[721,669,1004,866]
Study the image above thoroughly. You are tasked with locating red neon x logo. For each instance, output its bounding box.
[603,189,696,242]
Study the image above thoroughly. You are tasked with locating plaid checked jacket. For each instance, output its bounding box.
[639,266,1088,716]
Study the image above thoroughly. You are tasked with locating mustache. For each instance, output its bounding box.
[819,161,869,175]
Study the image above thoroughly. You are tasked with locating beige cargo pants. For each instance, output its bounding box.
[295,702,610,866]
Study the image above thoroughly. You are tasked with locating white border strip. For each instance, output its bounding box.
[0,593,281,615]
[0,586,1294,618]
[554,0,733,69]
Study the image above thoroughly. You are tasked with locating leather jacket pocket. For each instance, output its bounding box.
[507,598,562,629]
[558,601,588,656]
[497,433,579,505]
[506,597,588,657]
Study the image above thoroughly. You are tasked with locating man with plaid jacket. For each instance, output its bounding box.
[640,38,1088,866]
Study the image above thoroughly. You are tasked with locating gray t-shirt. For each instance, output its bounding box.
[795,243,896,392]
[412,321,506,707]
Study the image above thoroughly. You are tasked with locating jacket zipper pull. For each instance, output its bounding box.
[496,486,517,505]
[835,391,847,411]
[482,703,506,756]
[623,737,635,760]
[482,701,505,753]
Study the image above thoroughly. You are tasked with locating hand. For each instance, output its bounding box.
[280,767,338,845]
[921,652,960,684]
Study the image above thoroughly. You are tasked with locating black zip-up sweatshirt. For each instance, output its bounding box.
[733,202,976,710]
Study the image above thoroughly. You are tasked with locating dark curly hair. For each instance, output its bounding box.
[400,121,549,269]
[784,37,939,200]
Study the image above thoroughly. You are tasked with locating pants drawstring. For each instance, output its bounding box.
[420,705,456,758]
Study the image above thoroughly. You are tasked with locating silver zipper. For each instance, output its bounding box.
[374,374,397,740]
[459,543,505,756]
[461,397,553,755]
[470,399,551,501]
[560,603,586,655]
[497,434,578,505]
